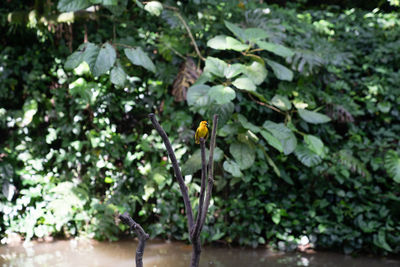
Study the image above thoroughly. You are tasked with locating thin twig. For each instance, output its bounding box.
[119,212,149,267]
[173,12,205,61]
[148,113,194,233]
[248,93,285,114]
[161,4,205,61]
[164,42,186,59]
[191,138,207,240]
[200,114,219,230]
[114,42,135,49]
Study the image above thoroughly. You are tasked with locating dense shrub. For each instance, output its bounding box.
[1,1,399,255]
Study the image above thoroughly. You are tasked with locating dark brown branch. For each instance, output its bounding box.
[148,113,194,233]
[200,114,219,229]
[191,138,207,240]
[119,212,149,267]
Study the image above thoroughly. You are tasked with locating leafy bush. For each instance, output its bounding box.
[1,0,400,255]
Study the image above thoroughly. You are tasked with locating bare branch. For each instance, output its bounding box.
[191,138,207,240]
[148,113,194,233]
[119,212,149,267]
[200,114,219,229]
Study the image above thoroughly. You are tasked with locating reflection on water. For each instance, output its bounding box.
[0,239,399,267]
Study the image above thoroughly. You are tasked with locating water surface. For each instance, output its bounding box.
[0,239,399,267]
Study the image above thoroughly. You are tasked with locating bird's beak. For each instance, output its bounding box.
[206,122,209,127]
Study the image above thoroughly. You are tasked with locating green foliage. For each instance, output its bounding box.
[2,0,400,256]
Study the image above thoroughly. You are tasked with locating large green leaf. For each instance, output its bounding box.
[263,121,297,155]
[244,61,267,85]
[65,42,97,70]
[298,109,331,124]
[256,40,295,58]
[232,77,256,91]
[57,0,90,12]
[260,130,283,153]
[207,35,248,51]
[384,150,400,183]
[224,64,245,79]
[207,102,234,126]
[230,142,255,170]
[271,94,292,111]
[304,135,325,157]
[237,114,261,133]
[65,42,113,77]
[243,28,269,42]
[110,62,126,86]
[204,57,227,77]
[208,85,235,105]
[92,43,116,77]
[266,59,294,81]
[224,20,246,42]
[294,145,322,167]
[124,47,156,72]
[373,230,392,252]
[187,84,211,107]
[223,160,243,177]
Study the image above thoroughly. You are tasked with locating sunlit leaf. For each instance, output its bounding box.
[17,99,38,127]
[187,84,211,107]
[223,160,243,177]
[144,1,163,16]
[271,94,292,111]
[208,85,235,105]
[244,61,267,85]
[207,35,248,51]
[230,142,255,170]
[232,77,256,91]
[224,64,245,79]
[204,56,227,77]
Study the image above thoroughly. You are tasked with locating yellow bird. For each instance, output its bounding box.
[195,121,209,144]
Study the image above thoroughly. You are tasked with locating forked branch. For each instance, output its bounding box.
[119,212,149,267]
[149,113,194,234]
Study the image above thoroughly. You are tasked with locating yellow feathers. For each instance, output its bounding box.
[195,121,209,144]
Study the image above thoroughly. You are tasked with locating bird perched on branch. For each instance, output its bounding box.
[195,121,209,144]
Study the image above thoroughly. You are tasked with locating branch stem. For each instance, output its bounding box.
[148,113,194,234]
[200,114,218,231]
[119,212,149,267]
[191,138,207,240]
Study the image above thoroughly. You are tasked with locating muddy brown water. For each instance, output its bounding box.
[0,239,399,267]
